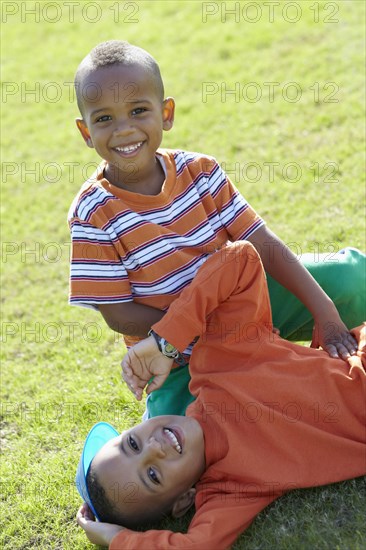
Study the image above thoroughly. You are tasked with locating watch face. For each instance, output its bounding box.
[164,342,176,354]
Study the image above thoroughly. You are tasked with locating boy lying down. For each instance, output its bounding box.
[76,241,366,549]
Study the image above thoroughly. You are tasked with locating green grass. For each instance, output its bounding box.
[1,1,365,548]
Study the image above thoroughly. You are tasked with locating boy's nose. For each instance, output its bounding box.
[113,120,135,137]
[146,437,166,459]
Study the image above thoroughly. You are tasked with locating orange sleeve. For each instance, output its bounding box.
[152,241,272,354]
[110,492,277,550]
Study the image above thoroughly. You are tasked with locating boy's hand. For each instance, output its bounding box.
[311,311,358,360]
[76,503,124,546]
[121,335,174,400]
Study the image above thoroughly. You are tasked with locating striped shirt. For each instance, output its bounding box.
[68,149,264,347]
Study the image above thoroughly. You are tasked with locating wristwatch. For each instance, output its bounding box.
[148,329,187,365]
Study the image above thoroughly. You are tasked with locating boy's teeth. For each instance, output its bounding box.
[164,428,182,454]
[115,142,142,153]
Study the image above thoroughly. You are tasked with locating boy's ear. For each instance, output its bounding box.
[76,118,94,148]
[171,488,196,518]
[162,97,175,131]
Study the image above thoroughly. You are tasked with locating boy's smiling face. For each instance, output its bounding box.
[76,63,175,194]
[90,415,205,521]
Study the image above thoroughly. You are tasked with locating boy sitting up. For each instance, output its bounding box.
[76,241,366,549]
[69,40,364,418]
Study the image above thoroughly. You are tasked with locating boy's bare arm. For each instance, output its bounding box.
[99,302,165,337]
[247,225,357,359]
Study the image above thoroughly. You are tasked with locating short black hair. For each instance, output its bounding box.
[86,465,171,530]
[74,40,164,116]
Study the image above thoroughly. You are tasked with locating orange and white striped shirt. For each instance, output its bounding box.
[68,149,264,345]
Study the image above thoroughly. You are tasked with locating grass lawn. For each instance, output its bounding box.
[1,1,365,548]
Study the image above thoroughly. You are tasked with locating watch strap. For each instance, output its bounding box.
[148,329,163,353]
[148,329,188,366]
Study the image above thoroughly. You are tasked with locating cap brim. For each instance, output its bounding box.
[75,422,119,520]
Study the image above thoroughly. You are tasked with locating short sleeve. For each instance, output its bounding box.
[206,159,264,240]
[69,217,132,309]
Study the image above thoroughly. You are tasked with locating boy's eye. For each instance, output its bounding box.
[131,107,147,116]
[128,435,139,451]
[95,115,112,123]
[148,467,160,485]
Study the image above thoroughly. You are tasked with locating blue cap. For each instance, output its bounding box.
[75,422,119,519]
